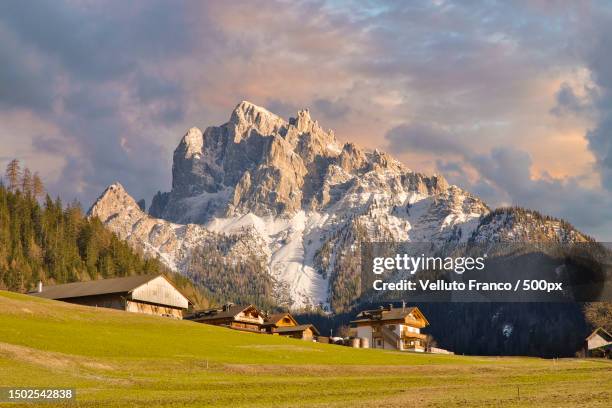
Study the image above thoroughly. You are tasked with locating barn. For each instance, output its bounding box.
[30,274,190,319]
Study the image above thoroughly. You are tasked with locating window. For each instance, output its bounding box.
[388,325,396,331]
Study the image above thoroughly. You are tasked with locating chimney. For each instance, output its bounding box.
[37,281,43,293]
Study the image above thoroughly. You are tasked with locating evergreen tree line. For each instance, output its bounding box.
[187,241,278,311]
[473,206,595,242]
[0,159,167,292]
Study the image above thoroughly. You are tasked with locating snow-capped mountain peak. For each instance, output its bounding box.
[90,101,590,311]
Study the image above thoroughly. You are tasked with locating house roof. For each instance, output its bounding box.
[274,324,320,336]
[586,327,612,342]
[266,312,290,322]
[30,274,161,300]
[185,304,258,321]
[263,312,298,326]
[350,306,429,325]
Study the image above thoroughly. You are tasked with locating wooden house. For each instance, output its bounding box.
[274,324,320,340]
[350,304,429,351]
[261,312,298,333]
[30,274,190,319]
[185,304,265,332]
[585,327,612,358]
[186,307,320,340]
[262,312,320,340]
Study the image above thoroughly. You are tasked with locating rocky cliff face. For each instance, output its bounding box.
[149,101,454,223]
[150,102,335,222]
[90,183,266,272]
[90,101,591,311]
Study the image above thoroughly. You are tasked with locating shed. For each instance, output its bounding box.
[586,327,612,358]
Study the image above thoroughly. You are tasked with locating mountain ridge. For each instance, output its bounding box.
[90,101,591,311]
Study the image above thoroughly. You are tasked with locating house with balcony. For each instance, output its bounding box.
[350,304,429,351]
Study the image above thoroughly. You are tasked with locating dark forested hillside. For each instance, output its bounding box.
[0,160,169,293]
[188,243,278,311]
[0,187,166,292]
[419,302,589,358]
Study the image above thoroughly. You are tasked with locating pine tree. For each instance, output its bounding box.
[21,168,32,196]
[5,159,21,192]
[584,302,612,332]
[32,172,44,198]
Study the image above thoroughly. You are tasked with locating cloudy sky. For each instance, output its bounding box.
[1,1,612,239]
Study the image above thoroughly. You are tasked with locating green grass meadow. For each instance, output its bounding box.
[0,291,610,407]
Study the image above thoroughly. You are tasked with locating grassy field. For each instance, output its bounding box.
[0,291,610,407]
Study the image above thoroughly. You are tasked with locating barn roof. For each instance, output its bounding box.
[30,274,161,300]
